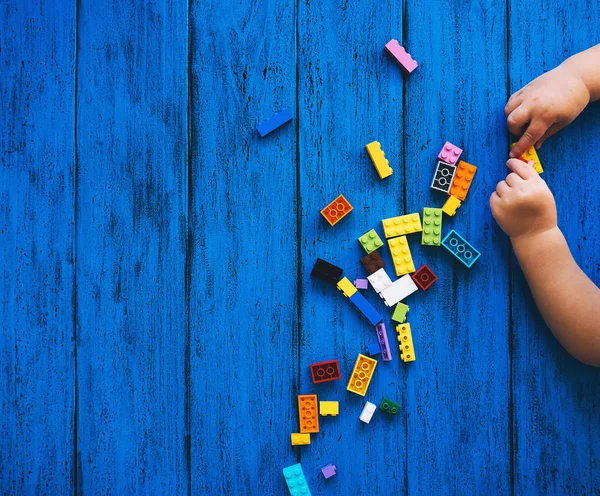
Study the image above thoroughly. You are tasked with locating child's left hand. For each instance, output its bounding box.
[490,158,557,240]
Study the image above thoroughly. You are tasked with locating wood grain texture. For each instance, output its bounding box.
[403,0,511,494]
[508,1,600,493]
[188,1,298,494]
[0,2,76,493]
[298,1,407,493]
[75,0,188,492]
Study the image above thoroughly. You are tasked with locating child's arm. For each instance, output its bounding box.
[506,44,600,158]
[490,159,600,366]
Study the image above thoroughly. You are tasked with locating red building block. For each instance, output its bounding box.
[310,360,341,384]
[411,264,437,291]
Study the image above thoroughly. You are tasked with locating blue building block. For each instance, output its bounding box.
[283,463,311,495]
[257,109,293,137]
[366,342,382,356]
[441,229,481,268]
[349,291,383,325]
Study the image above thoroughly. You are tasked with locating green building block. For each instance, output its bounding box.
[421,208,443,246]
[391,302,409,323]
[359,229,384,254]
[380,397,401,415]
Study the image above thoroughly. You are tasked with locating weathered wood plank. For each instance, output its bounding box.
[0,2,76,493]
[189,1,298,494]
[403,1,511,494]
[298,1,407,493]
[508,2,600,493]
[75,0,188,492]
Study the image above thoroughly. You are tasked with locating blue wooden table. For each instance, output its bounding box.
[2,1,600,494]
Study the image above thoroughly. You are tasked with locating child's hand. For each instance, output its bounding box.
[505,63,590,158]
[490,159,557,239]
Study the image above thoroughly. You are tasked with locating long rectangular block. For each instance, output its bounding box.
[298,394,319,433]
[283,463,312,496]
[347,354,377,396]
[349,291,382,325]
[382,213,422,238]
[380,275,418,307]
[257,109,292,137]
[396,323,416,362]
[366,141,393,179]
[375,323,392,361]
[385,39,418,73]
[441,229,481,268]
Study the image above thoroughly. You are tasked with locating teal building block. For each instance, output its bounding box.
[442,229,481,268]
[283,463,312,495]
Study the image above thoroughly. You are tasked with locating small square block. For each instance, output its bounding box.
[354,278,369,290]
[320,194,353,226]
[361,250,385,275]
[359,229,384,254]
[411,264,437,290]
[366,342,382,356]
[442,195,462,216]
[321,464,337,479]
[391,302,409,323]
[437,141,462,165]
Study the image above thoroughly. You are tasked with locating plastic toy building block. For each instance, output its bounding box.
[354,278,369,290]
[347,354,377,396]
[396,324,415,362]
[366,141,393,179]
[337,277,357,298]
[291,433,311,445]
[385,39,418,73]
[367,267,393,294]
[283,463,312,496]
[320,194,353,226]
[257,109,293,137]
[380,397,401,415]
[375,323,392,361]
[298,394,319,433]
[511,143,543,173]
[442,229,481,268]
[366,342,382,356]
[431,161,457,194]
[319,401,339,416]
[437,141,463,165]
[391,302,409,323]
[321,464,337,479]
[382,213,422,238]
[380,275,418,307]
[411,264,437,291]
[360,250,385,275]
[449,160,478,200]
[311,258,343,285]
[360,401,377,423]
[421,208,443,246]
[310,360,341,384]
[349,291,383,325]
[388,236,415,276]
[442,195,462,216]
[359,229,384,254]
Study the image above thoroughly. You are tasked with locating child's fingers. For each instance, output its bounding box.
[506,158,537,180]
[509,119,548,158]
[505,172,524,187]
[535,122,563,149]
[489,191,501,210]
[506,105,531,136]
[496,180,510,198]
[504,92,523,117]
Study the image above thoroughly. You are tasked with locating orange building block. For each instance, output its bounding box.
[449,160,477,200]
[346,354,377,396]
[320,194,353,226]
[298,394,320,433]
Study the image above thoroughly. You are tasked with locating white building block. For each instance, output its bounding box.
[367,268,393,294]
[381,275,418,307]
[360,401,377,424]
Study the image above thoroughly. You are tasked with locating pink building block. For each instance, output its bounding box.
[321,464,337,479]
[385,39,418,73]
[438,141,463,165]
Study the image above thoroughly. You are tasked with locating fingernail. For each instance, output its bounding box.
[509,151,515,158]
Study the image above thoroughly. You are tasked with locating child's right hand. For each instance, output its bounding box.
[505,63,590,158]
[490,159,557,240]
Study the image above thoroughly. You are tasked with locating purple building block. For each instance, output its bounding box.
[375,323,392,361]
[321,464,337,479]
[366,342,381,356]
[353,278,369,290]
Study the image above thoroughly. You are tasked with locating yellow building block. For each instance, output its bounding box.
[396,323,415,362]
[319,401,339,416]
[511,143,543,173]
[291,433,311,445]
[366,141,393,179]
[346,354,377,396]
[337,277,357,298]
[382,213,422,238]
[388,236,415,276]
[442,195,462,216]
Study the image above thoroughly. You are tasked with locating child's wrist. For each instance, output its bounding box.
[560,58,593,102]
[510,226,561,251]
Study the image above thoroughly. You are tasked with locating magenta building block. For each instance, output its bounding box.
[385,39,418,73]
[321,464,337,479]
[375,323,392,361]
[354,278,369,290]
[438,141,463,165]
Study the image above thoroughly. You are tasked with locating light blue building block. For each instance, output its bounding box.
[283,463,311,495]
[441,229,481,268]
